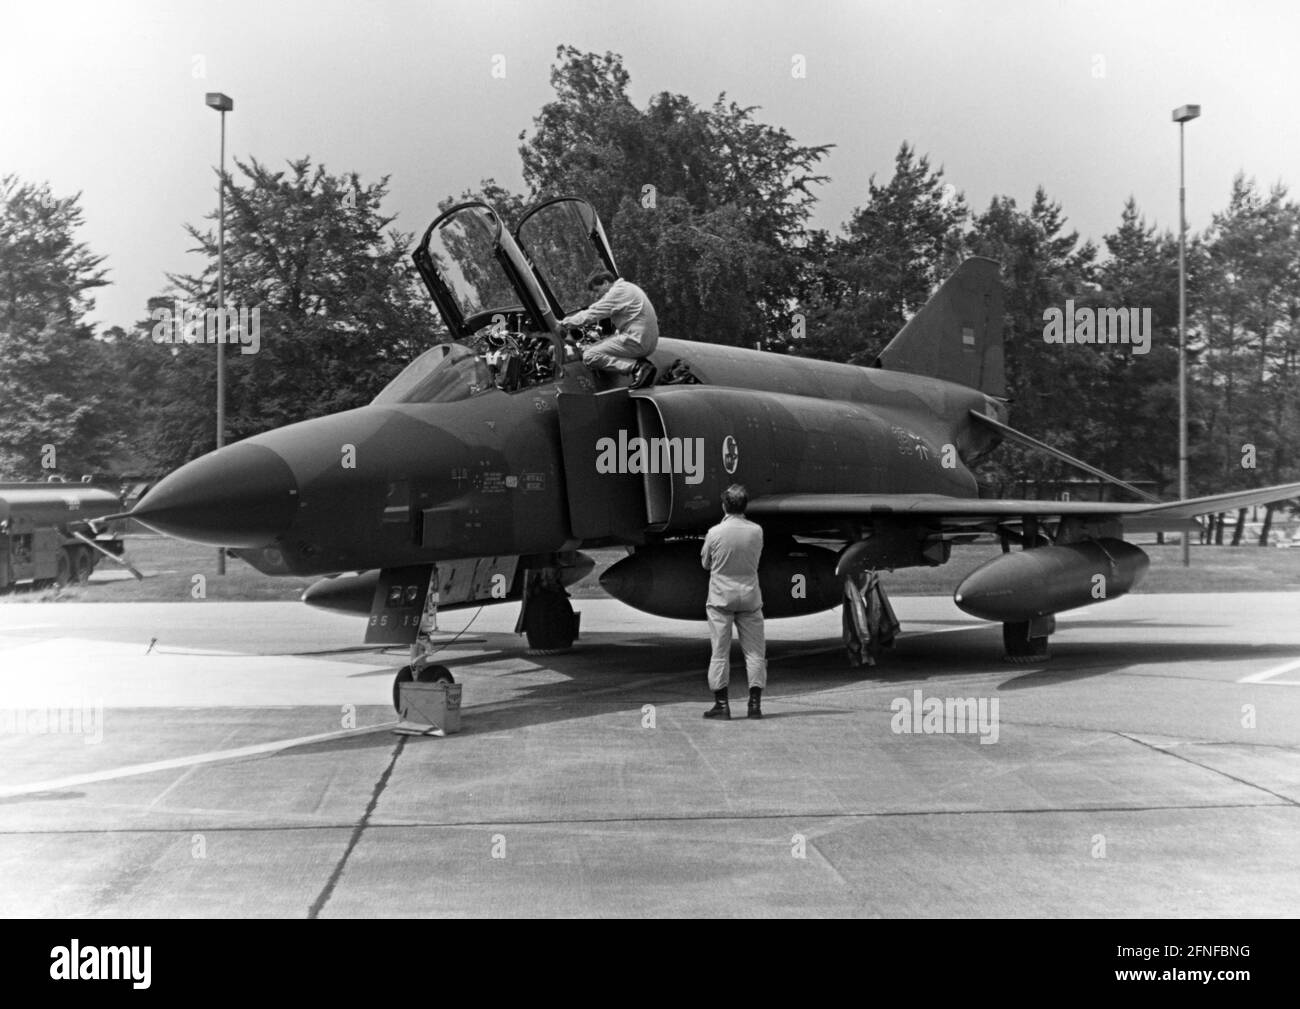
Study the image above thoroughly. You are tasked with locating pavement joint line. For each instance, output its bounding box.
[36,802,362,825]
[308,734,406,919]
[927,733,1115,792]
[1158,739,1300,751]
[145,727,241,811]
[679,724,735,800]
[0,722,400,799]
[1114,731,1300,808]
[807,838,852,888]
[1237,656,1300,684]
[0,800,1291,836]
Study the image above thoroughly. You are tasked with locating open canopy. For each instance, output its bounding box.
[405,197,622,392]
[413,196,619,339]
[514,197,619,320]
[412,201,558,341]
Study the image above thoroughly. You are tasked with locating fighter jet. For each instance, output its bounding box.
[126,196,1300,703]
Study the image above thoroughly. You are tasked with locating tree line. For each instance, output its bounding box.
[2,47,1296,540]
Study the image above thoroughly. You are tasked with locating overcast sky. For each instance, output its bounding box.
[4,0,1298,331]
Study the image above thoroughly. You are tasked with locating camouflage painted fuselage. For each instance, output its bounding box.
[213,338,1004,578]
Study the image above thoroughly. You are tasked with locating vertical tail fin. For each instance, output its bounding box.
[874,257,1005,397]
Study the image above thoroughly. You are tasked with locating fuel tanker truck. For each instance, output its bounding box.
[0,481,127,591]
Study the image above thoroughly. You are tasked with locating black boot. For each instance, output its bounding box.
[748,687,763,719]
[629,360,658,389]
[704,689,731,720]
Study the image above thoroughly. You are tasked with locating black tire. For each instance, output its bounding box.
[54,548,73,587]
[523,588,578,653]
[1003,621,1049,663]
[416,664,454,684]
[393,663,455,711]
[73,548,93,583]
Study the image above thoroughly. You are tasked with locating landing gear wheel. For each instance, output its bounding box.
[392,663,455,713]
[1002,621,1049,663]
[417,664,454,684]
[523,586,578,655]
[73,548,93,583]
[54,548,72,587]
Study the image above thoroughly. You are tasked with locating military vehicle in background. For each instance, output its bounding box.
[0,481,126,590]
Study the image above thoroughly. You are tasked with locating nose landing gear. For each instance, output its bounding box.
[391,564,457,713]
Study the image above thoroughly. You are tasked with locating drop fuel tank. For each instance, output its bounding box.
[600,540,841,620]
[953,538,1149,623]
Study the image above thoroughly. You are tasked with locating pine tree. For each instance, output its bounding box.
[799,143,968,364]
[0,176,118,478]
[966,188,1097,492]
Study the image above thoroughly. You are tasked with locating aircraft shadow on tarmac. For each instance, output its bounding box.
[896,617,1220,630]
[884,620,1295,691]
[994,639,1300,690]
[288,632,874,749]
[293,616,1284,746]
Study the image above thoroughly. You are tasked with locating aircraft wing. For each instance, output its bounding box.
[748,482,1300,534]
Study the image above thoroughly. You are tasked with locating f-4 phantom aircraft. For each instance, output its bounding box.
[126,196,1300,704]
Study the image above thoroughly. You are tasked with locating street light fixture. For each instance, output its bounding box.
[1173,103,1199,567]
[206,92,233,575]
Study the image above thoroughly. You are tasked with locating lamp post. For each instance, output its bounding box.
[1173,103,1200,567]
[206,92,233,575]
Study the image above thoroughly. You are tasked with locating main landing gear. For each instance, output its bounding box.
[1001,615,1054,663]
[841,569,900,667]
[999,516,1054,663]
[515,565,580,655]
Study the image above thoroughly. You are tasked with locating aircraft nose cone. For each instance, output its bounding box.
[132,442,299,547]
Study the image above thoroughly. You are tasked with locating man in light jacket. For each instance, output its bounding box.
[560,270,659,389]
[699,483,767,719]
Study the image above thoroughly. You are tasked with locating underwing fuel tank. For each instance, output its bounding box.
[599,541,841,620]
[953,538,1149,622]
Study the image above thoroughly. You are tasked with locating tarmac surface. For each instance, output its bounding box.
[1,591,1298,917]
